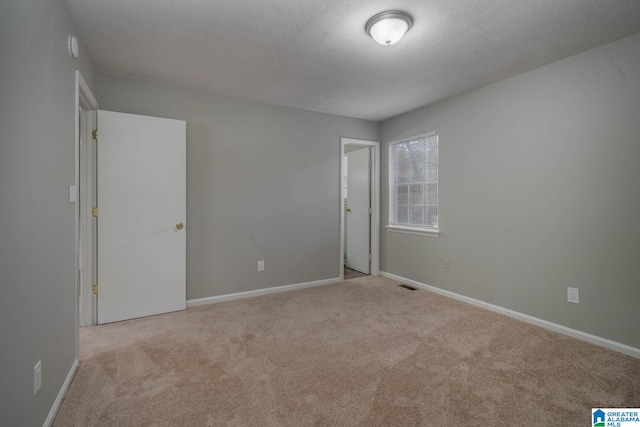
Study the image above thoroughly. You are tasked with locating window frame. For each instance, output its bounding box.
[387,131,440,237]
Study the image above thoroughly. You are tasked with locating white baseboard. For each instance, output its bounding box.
[380,271,640,359]
[43,358,78,427]
[187,277,342,308]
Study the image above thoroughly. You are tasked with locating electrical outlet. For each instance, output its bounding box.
[567,287,579,304]
[257,260,264,272]
[34,360,41,395]
[443,258,451,270]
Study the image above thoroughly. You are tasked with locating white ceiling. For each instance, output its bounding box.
[65,0,640,121]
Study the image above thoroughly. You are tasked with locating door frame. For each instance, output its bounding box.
[340,138,380,279]
[74,71,98,360]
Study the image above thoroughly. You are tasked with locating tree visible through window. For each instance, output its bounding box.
[390,132,438,230]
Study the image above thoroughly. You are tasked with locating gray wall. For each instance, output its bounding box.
[0,0,96,424]
[98,76,379,300]
[380,33,640,349]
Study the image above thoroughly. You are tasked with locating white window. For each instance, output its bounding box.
[388,132,439,236]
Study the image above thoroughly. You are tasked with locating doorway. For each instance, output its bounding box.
[76,106,186,331]
[340,138,380,280]
[75,71,98,361]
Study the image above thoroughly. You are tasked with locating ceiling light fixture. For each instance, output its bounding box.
[365,10,413,46]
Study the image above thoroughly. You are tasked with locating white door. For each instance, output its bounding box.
[346,147,371,274]
[97,110,186,324]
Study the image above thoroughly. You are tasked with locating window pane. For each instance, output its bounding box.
[427,207,438,228]
[397,206,408,224]
[407,139,425,157]
[426,135,437,156]
[426,135,438,181]
[395,143,409,162]
[427,161,438,181]
[396,184,408,205]
[396,160,410,183]
[410,206,424,225]
[406,140,426,182]
[427,183,437,206]
[410,159,426,182]
[409,184,423,205]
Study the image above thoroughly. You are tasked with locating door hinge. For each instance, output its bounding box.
[92,284,98,295]
[368,253,372,260]
[92,130,98,141]
[92,207,98,218]
[368,207,372,214]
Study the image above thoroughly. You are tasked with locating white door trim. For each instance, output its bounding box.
[74,71,98,360]
[79,108,97,327]
[340,138,380,280]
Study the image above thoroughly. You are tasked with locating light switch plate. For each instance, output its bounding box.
[69,185,77,203]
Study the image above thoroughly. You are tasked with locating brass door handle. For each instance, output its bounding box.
[176,222,184,230]
[346,208,351,212]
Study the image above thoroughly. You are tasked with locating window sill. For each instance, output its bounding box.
[385,225,440,237]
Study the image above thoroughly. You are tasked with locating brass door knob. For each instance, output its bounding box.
[346,208,351,212]
[176,222,184,230]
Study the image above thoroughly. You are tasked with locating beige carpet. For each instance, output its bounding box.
[55,276,640,426]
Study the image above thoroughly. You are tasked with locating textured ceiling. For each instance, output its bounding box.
[65,0,640,121]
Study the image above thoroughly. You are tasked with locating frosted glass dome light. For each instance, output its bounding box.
[366,11,413,46]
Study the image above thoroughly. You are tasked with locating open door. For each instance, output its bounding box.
[97,110,186,324]
[345,147,371,274]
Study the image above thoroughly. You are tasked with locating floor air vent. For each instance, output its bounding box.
[398,284,417,291]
